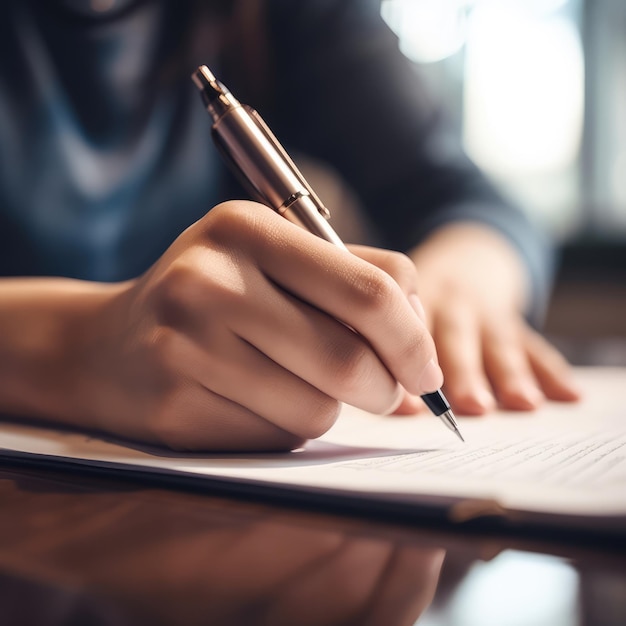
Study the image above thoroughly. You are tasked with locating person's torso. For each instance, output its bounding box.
[0,0,233,280]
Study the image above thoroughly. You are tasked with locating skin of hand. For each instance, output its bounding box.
[396,222,581,416]
[0,201,443,451]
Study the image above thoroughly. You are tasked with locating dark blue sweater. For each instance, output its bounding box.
[0,0,551,319]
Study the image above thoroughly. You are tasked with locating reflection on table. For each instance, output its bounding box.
[0,464,624,626]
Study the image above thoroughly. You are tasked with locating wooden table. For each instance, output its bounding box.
[1,461,625,626]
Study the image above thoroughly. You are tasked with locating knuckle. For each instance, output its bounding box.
[151,254,247,329]
[382,251,418,291]
[205,199,247,226]
[205,200,268,246]
[397,328,429,364]
[349,266,398,315]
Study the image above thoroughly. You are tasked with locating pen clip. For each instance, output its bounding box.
[244,106,332,220]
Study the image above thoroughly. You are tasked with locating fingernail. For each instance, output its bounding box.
[418,359,444,394]
[562,374,582,397]
[475,387,496,411]
[498,381,546,410]
[408,294,427,323]
[382,384,405,415]
[520,384,545,408]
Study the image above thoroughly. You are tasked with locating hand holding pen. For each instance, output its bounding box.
[0,69,463,454]
[192,66,463,442]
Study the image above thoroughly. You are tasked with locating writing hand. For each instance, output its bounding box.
[62,201,441,450]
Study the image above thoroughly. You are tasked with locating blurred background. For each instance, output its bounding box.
[380,9,625,623]
[380,0,626,364]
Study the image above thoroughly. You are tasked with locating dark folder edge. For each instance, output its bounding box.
[1,449,624,551]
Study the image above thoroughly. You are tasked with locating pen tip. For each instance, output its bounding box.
[448,410,465,442]
[439,409,465,442]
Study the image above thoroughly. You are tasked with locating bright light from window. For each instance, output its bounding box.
[381,0,585,235]
[463,3,584,176]
[449,551,580,626]
[381,0,469,64]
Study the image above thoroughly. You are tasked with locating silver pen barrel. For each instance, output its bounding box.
[192,66,345,248]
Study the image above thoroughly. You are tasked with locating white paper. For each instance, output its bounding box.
[1,367,625,520]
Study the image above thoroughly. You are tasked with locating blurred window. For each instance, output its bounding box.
[381,0,626,244]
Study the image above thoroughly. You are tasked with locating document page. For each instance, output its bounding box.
[1,368,625,521]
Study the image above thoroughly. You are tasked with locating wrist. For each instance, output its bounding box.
[409,222,530,315]
[0,278,129,428]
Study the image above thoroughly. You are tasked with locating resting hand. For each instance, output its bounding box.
[405,223,580,415]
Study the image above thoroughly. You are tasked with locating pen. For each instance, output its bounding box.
[192,65,464,443]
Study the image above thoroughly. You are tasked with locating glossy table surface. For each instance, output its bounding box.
[1,460,625,626]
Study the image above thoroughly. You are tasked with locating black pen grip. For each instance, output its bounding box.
[420,391,450,416]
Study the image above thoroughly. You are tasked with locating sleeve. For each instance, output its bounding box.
[248,0,554,323]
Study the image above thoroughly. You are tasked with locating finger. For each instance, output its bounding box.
[432,300,496,415]
[389,387,427,416]
[482,317,545,410]
[189,331,343,440]
[149,380,307,452]
[224,206,441,397]
[152,226,403,415]
[348,245,419,297]
[226,278,404,415]
[523,327,581,402]
[349,245,429,325]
